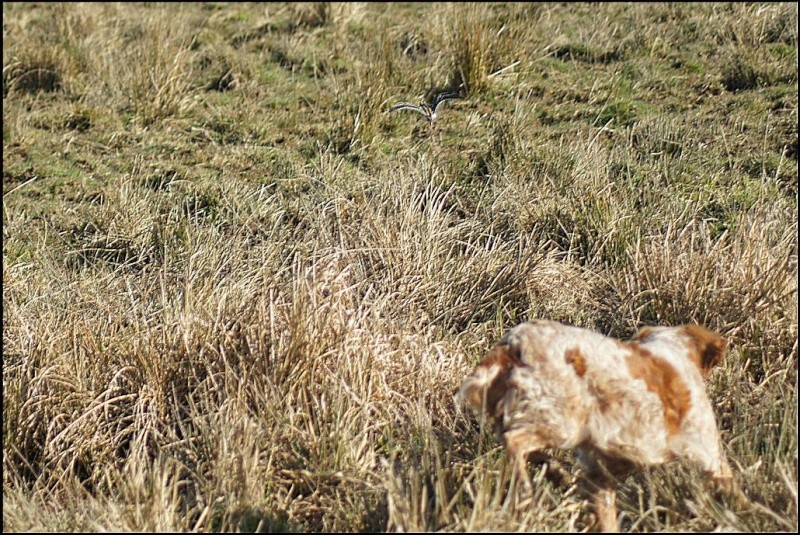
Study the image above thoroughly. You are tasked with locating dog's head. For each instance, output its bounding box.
[456,342,522,420]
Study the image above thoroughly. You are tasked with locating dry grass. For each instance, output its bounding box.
[3,2,797,532]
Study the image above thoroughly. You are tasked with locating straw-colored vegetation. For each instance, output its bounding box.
[3,2,797,532]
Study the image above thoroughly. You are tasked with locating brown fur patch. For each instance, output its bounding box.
[469,344,522,418]
[625,343,692,435]
[565,347,587,377]
[631,326,656,342]
[680,325,727,377]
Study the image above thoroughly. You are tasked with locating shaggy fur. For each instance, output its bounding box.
[458,319,744,531]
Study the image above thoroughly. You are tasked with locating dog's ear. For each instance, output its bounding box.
[457,344,520,418]
[681,325,727,376]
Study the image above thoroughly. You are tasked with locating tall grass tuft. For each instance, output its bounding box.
[444,4,496,95]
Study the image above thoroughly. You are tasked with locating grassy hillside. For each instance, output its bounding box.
[3,2,797,532]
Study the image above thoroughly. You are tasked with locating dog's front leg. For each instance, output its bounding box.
[503,429,540,500]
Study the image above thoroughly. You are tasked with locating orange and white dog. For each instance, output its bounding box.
[458,319,744,531]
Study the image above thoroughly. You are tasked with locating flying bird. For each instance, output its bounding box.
[390,92,461,123]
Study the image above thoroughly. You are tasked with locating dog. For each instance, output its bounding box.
[457,319,745,531]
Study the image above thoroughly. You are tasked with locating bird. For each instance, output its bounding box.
[389,92,461,123]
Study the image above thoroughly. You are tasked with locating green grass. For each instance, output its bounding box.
[3,2,797,532]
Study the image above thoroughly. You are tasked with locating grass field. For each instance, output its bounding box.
[3,2,797,532]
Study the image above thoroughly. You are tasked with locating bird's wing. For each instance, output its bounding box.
[432,93,461,112]
[390,103,426,116]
